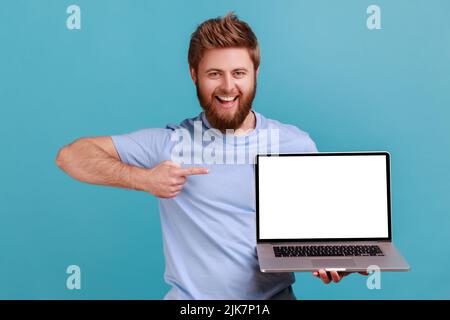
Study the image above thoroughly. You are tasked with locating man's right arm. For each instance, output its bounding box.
[55,136,209,198]
[55,136,149,191]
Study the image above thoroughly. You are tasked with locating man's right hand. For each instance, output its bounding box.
[144,160,209,198]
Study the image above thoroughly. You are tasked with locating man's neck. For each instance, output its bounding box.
[234,110,256,136]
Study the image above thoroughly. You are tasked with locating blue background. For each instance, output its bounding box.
[1,0,449,299]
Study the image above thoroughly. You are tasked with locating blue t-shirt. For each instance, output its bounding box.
[111,111,318,299]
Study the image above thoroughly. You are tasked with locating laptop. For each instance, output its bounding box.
[255,152,410,273]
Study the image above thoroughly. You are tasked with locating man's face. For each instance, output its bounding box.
[190,48,259,132]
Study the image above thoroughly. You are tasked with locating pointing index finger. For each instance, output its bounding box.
[177,167,209,176]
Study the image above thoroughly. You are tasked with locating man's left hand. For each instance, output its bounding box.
[312,269,369,284]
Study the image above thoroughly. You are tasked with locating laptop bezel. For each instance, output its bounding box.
[255,151,392,243]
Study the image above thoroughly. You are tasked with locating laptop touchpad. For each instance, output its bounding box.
[312,259,356,267]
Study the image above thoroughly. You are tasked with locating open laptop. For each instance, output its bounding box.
[255,152,410,273]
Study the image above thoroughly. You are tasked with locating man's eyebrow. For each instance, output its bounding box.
[233,68,249,72]
[205,68,222,73]
[204,67,249,73]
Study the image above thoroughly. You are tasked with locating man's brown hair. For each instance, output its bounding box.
[188,12,260,72]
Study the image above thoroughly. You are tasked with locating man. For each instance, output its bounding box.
[56,12,363,300]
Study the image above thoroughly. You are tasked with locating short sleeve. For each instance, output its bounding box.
[111,128,172,169]
[304,133,319,152]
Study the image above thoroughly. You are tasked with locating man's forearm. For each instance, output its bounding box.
[56,139,148,191]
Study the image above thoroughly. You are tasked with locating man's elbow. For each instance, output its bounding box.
[55,145,71,169]
[56,138,89,169]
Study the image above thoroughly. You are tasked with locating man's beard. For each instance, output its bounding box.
[196,78,257,133]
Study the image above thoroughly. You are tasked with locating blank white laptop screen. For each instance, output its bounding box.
[258,154,390,240]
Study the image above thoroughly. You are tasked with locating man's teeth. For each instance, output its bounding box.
[217,96,237,101]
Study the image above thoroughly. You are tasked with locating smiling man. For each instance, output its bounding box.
[193,46,257,134]
[55,12,353,300]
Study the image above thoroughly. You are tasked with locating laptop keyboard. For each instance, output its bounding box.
[273,245,384,257]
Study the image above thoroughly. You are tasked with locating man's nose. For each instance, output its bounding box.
[220,73,236,93]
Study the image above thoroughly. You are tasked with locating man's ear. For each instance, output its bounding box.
[189,66,197,83]
[256,67,260,77]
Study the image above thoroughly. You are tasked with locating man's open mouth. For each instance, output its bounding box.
[215,95,239,108]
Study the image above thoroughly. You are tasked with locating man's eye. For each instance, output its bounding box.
[209,72,220,77]
[234,71,245,77]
